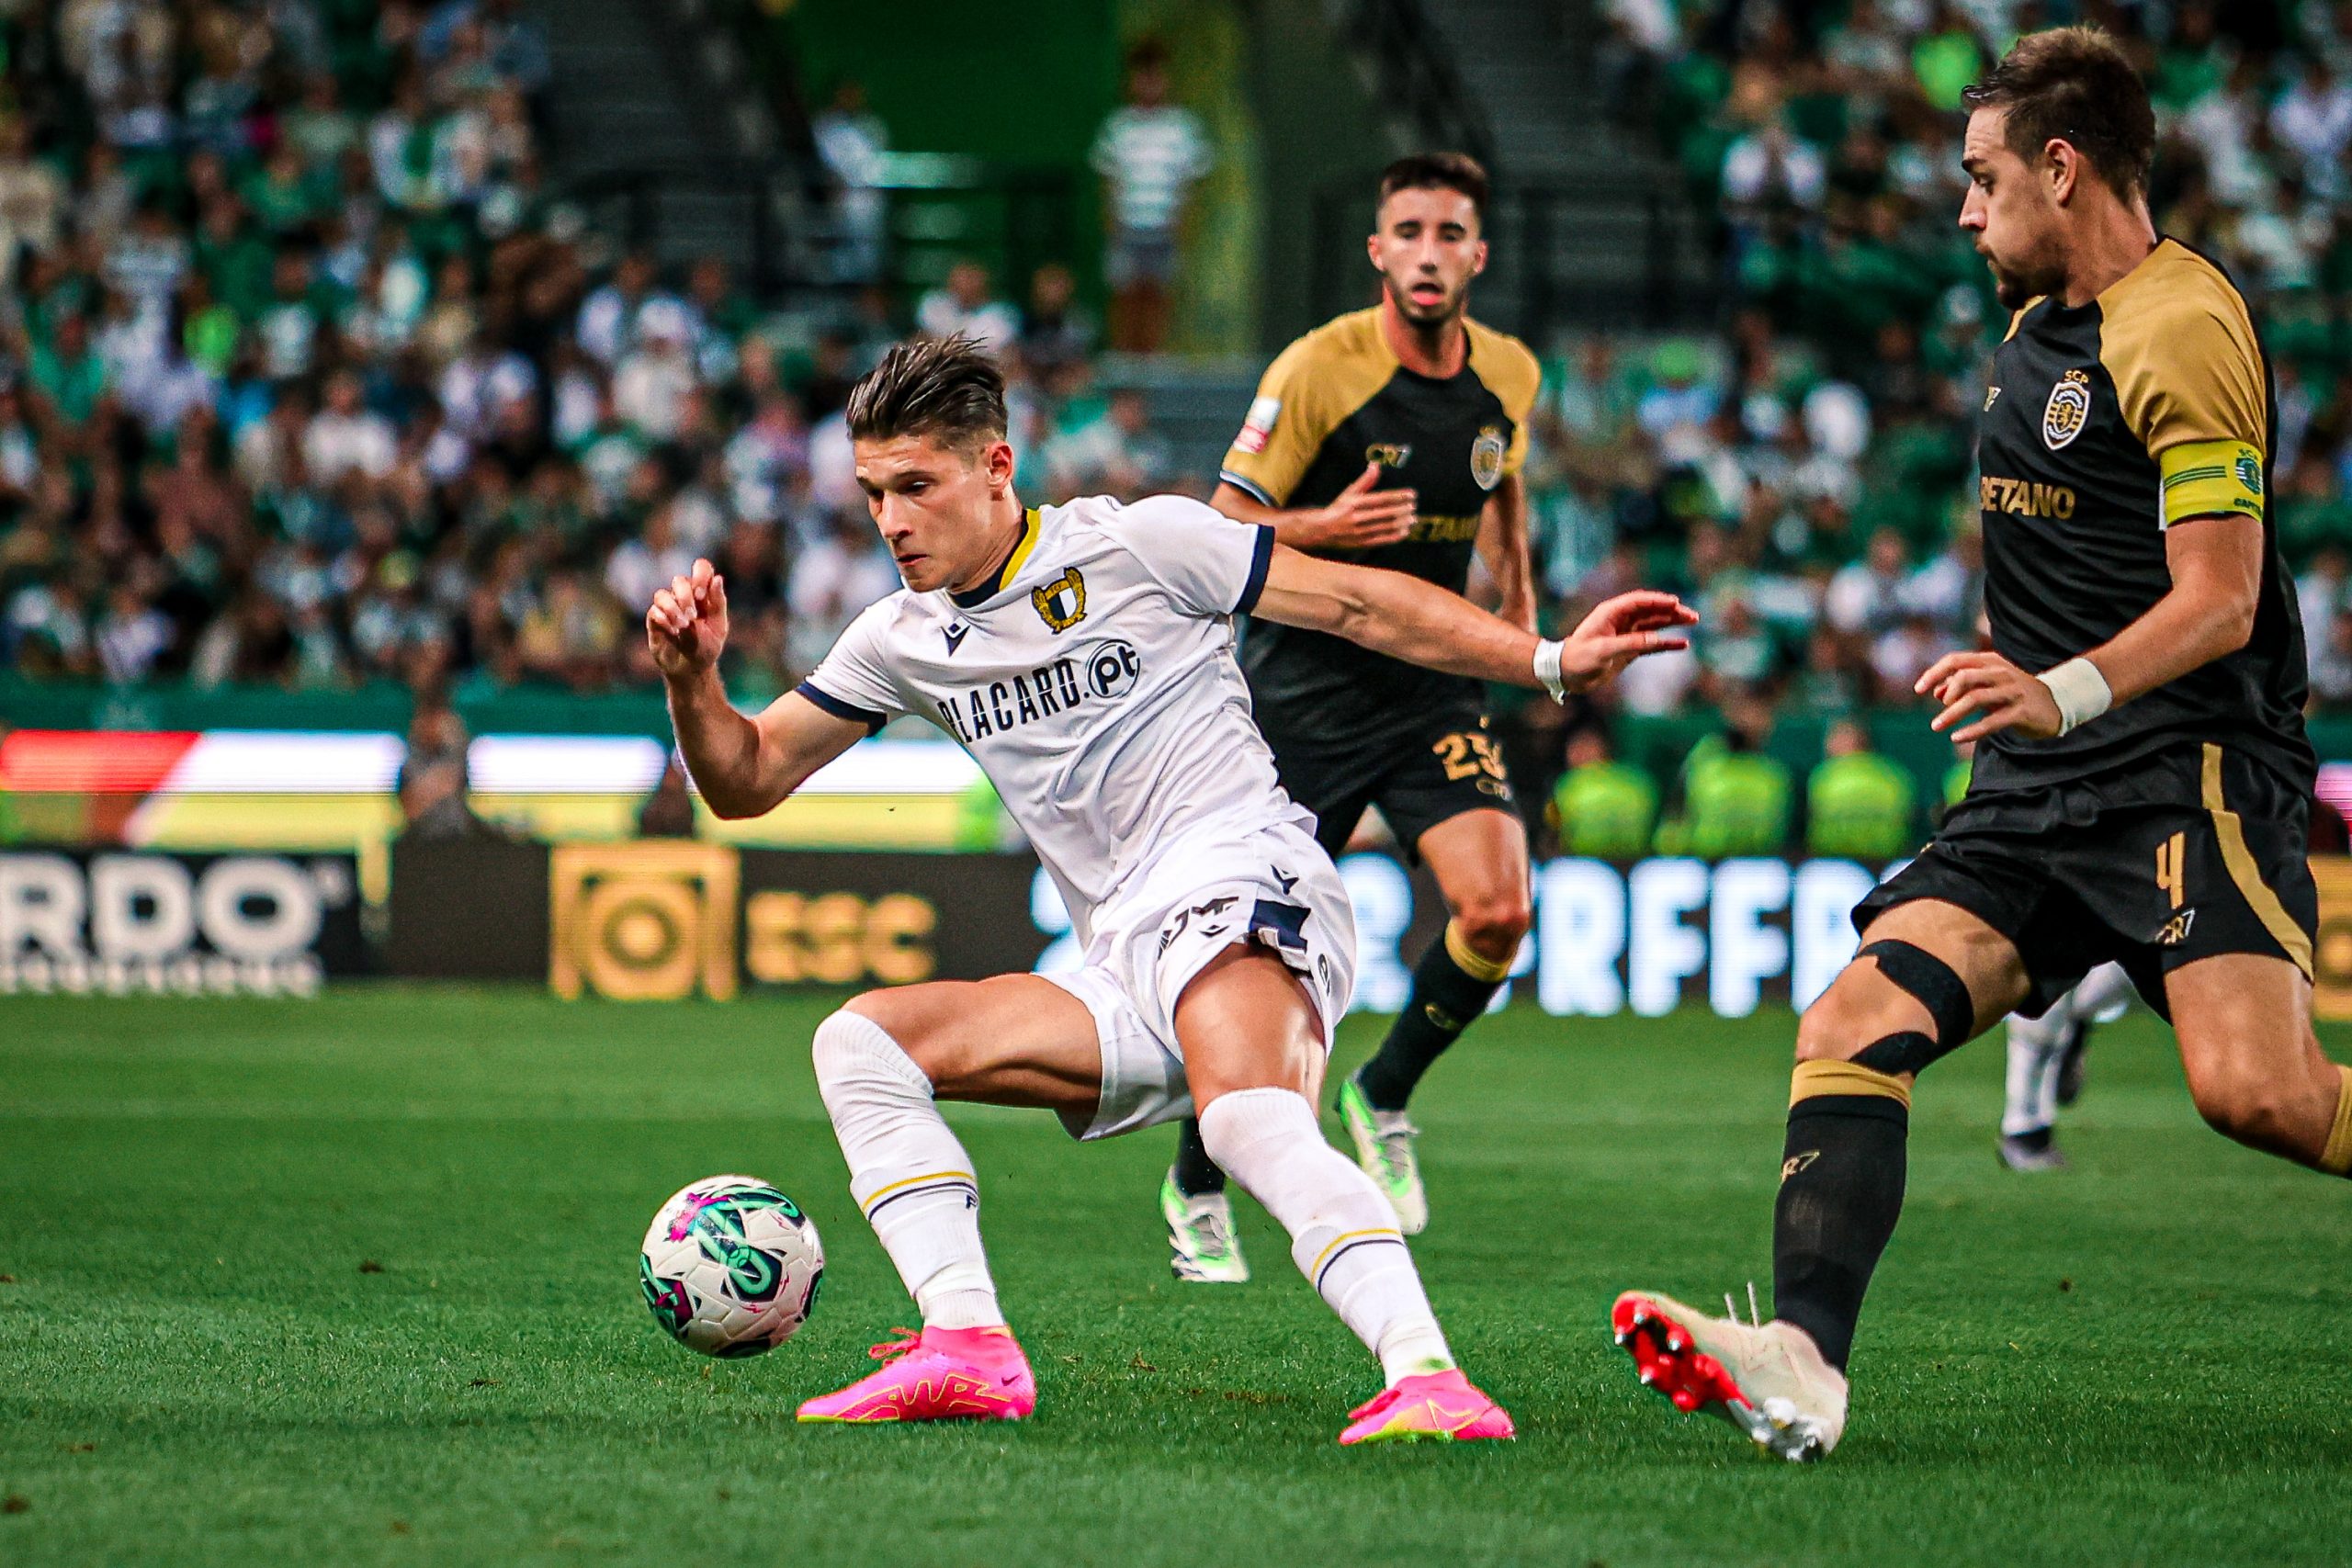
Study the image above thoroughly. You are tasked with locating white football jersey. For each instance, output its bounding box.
[797,494,1314,942]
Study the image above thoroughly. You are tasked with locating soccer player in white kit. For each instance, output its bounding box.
[1998,961,2132,1170]
[645,336,1694,1444]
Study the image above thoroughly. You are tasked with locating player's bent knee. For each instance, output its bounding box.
[1794,941,1976,1078]
[1454,895,1532,956]
[1793,990,1893,1064]
[2190,1077,2305,1152]
[2182,1054,2311,1154]
[810,1008,935,1104]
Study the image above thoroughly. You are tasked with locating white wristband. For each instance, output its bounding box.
[1533,638,1567,703]
[2035,657,2112,736]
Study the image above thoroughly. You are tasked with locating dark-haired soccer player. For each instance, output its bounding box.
[1612,26,2343,1461]
[1159,152,1544,1280]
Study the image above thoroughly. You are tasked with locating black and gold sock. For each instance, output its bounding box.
[1170,1115,1227,1197]
[1353,921,1513,1112]
[1772,1059,1911,1373]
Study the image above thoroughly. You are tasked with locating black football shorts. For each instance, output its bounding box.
[1264,705,1519,863]
[1854,741,2316,1020]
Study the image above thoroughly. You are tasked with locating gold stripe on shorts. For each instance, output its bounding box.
[2200,742,2312,977]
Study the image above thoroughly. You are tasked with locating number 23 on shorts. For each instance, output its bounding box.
[1432,728,1505,783]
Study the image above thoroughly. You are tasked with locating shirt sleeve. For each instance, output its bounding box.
[2107,296,2269,529]
[1486,331,1544,480]
[1503,423,1531,479]
[794,598,906,734]
[1216,335,1333,508]
[1180,110,1213,179]
[1094,494,1276,618]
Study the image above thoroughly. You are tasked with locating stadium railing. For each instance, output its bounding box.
[1309,175,1713,338]
[1330,0,1497,171]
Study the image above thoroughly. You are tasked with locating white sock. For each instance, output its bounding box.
[2074,961,2133,1021]
[1197,1087,1453,1385]
[809,1010,1004,1330]
[2001,1012,2064,1138]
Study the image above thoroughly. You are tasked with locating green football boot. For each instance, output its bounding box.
[1335,1073,1428,1235]
[1160,1170,1250,1283]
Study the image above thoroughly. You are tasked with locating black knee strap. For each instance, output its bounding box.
[1849,1030,1943,1077]
[1857,939,1975,1055]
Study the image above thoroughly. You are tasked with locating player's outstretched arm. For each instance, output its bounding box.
[647,559,868,819]
[1250,544,1693,699]
[1917,513,2263,745]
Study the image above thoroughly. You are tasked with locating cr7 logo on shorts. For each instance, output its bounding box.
[2155,829,2196,944]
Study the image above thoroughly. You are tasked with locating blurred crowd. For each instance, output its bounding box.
[0,0,1183,706]
[12,0,2352,825]
[1565,0,2352,730]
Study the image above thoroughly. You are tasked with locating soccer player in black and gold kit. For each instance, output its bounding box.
[1159,153,1545,1280]
[1613,28,2349,1461]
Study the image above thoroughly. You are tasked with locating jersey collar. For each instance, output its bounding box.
[949,506,1042,609]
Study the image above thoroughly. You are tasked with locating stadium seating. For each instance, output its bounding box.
[6,0,2352,859]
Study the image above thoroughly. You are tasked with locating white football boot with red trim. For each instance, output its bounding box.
[1611,1289,1847,1461]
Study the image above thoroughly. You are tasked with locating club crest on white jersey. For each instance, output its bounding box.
[796,494,1311,937]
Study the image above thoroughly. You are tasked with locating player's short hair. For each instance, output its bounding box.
[1962,26,2154,198]
[1377,152,1488,226]
[845,335,1007,453]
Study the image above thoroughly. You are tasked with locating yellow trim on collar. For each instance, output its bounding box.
[1001,507,1042,587]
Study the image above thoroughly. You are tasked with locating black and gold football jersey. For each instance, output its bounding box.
[1217,307,1541,744]
[1972,238,2312,795]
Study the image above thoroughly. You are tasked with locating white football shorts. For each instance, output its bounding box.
[1042,819,1357,1141]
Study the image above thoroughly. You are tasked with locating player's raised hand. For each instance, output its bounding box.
[646,558,730,680]
[1303,463,1417,551]
[1916,649,2063,744]
[1555,591,1697,691]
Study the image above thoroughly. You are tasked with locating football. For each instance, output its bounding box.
[638,1176,825,1357]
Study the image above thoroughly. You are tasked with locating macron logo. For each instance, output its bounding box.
[944,624,972,655]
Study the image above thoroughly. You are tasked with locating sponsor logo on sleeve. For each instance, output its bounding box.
[1233,396,1280,456]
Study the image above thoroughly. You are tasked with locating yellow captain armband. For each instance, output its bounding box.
[2158,438,2266,528]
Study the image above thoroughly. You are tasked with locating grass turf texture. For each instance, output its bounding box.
[4,988,2350,1566]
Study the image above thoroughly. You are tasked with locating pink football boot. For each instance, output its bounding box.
[1336,1369,1516,1445]
[796,1326,1037,1425]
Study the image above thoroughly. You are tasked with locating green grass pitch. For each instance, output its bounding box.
[4,987,2351,1565]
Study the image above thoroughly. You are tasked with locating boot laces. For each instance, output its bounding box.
[865,1327,922,1362]
[1721,1281,1765,1329]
